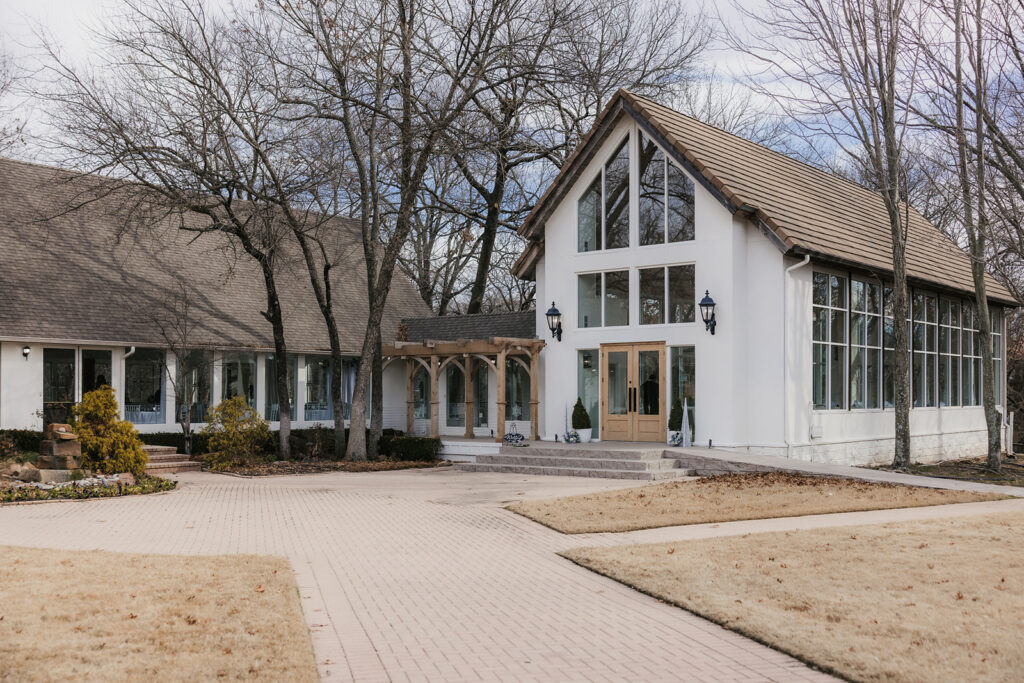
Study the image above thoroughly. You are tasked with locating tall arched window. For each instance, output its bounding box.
[505,359,530,421]
[413,366,430,419]
[446,364,465,426]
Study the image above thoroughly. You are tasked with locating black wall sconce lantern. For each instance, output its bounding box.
[699,290,717,335]
[545,301,563,341]
[21,345,30,360]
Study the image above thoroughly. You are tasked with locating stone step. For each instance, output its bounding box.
[144,460,202,475]
[499,446,667,461]
[457,462,690,480]
[142,445,178,456]
[477,453,680,471]
[146,453,191,464]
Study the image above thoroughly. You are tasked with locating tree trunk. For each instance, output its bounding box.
[330,351,347,459]
[369,338,383,459]
[891,251,912,469]
[466,156,508,314]
[258,262,292,460]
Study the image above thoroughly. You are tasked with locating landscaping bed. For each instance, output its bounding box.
[563,512,1024,682]
[0,545,317,681]
[216,459,452,476]
[898,456,1024,487]
[508,471,1005,533]
[1,474,176,503]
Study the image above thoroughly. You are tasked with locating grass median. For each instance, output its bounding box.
[508,471,1005,533]
[0,546,318,681]
[563,511,1024,681]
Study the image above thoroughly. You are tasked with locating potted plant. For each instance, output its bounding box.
[572,397,592,443]
[667,396,683,446]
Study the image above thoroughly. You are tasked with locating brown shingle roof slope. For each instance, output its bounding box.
[402,311,536,342]
[517,90,1015,305]
[0,157,431,351]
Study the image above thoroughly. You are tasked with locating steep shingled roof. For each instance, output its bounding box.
[402,311,536,342]
[0,157,431,351]
[514,90,1015,305]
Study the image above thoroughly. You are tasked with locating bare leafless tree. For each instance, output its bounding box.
[731,0,920,468]
[32,0,340,459]
[272,0,527,459]
[672,71,792,149]
[0,44,25,155]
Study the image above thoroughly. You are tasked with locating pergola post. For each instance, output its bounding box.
[495,347,507,443]
[429,355,439,439]
[463,356,474,439]
[405,359,415,435]
[529,349,540,441]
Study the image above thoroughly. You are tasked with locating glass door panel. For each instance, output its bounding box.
[606,351,628,415]
[638,351,660,415]
[43,348,76,424]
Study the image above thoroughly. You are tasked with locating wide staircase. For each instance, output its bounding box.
[457,445,693,480]
[143,445,202,475]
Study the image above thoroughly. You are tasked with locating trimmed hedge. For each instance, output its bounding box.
[383,436,442,462]
[0,429,44,453]
[137,427,418,460]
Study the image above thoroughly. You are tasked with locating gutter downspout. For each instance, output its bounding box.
[783,255,811,459]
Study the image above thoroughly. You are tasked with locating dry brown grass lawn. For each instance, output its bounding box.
[508,472,1005,533]
[0,546,317,681]
[564,512,1024,682]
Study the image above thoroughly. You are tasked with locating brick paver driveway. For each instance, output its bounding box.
[0,469,829,682]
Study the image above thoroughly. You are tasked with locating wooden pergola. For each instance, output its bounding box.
[382,337,545,442]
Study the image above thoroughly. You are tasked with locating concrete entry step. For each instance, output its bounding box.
[478,453,681,472]
[144,460,201,475]
[142,445,178,456]
[457,462,691,480]
[499,446,667,461]
[146,452,194,464]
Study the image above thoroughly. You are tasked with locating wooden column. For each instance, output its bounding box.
[429,355,439,439]
[405,359,415,435]
[495,348,507,443]
[463,356,475,439]
[529,349,540,441]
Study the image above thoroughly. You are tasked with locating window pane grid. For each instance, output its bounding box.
[812,272,847,410]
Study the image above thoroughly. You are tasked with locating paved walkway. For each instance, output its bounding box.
[0,469,831,682]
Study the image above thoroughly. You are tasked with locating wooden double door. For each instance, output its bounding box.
[600,342,665,442]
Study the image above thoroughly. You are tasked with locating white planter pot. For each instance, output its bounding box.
[577,428,592,443]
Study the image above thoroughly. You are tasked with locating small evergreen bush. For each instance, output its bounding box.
[571,397,591,430]
[668,397,684,432]
[0,429,43,453]
[73,386,148,476]
[385,436,442,462]
[200,396,273,470]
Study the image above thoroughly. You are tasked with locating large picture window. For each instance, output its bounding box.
[938,299,961,407]
[43,348,75,424]
[125,349,165,425]
[222,352,256,406]
[178,350,213,423]
[304,355,333,421]
[639,132,695,246]
[578,270,630,327]
[413,366,430,419]
[849,279,882,409]
[813,272,1005,411]
[446,363,466,427]
[506,358,530,421]
[911,293,938,408]
[812,272,847,409]
[669,346,696,441]
[264,354,298,421]
[577,135,629,252]
[639,264,695,325]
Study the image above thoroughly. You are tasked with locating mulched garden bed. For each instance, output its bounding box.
[0,474,177,503]
[215,459,453,476]
[899,455,1024,487]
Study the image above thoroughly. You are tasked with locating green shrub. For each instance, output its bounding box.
[0,435,18,460]
[385,436,442,462]
[201,397,273,470]
[0,429,43,453]
[571,397,591,430]
[668,396,683,432]
[73,386,148,476]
